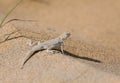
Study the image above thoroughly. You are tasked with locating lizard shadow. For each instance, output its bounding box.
[31,0,50,5]
[24,49,102,64]
[63,50,102,63]
[0,33,101,64]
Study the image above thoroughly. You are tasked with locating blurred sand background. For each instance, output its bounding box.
[0,0,120,83]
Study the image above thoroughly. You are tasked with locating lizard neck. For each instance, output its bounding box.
[57,32,70,41]
[57,36,67,41]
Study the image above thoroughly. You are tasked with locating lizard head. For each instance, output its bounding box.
[59,32,71,40]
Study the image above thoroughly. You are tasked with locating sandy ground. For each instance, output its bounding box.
[0,0,120,83]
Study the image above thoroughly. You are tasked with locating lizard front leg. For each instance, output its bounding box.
[61,45,64,54]
[60,42,64,54]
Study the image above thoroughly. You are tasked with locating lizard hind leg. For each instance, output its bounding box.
[27,39,38,46]
[27,39,33,46]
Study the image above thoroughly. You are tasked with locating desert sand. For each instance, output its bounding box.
[0,0,120,83]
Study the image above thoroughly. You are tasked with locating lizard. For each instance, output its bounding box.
[1,19,118,70]
[21,32,71,69]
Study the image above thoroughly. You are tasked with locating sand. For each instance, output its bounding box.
[0,0,120,83]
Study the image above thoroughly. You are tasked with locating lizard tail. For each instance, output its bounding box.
[21,50,35,69]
